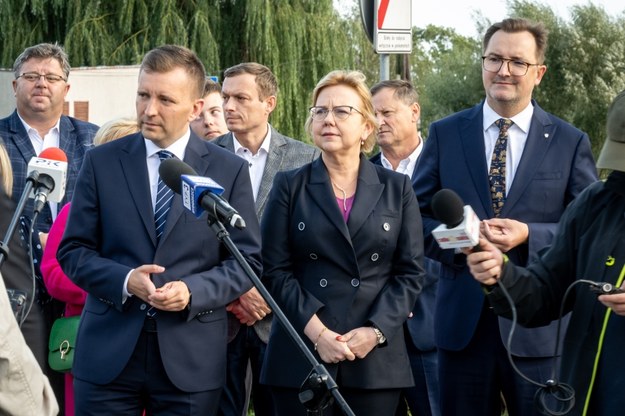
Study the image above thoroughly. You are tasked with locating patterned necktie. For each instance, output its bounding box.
[154,150,175,241]
[489,118,513,217]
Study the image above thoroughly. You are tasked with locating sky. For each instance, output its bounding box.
[410,0,625,37]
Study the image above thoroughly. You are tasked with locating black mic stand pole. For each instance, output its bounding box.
[206,215,355,416]
[0,173,38,269]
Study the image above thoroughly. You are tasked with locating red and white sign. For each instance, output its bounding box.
[374,0,412,53]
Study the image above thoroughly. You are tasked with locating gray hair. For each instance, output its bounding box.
[13,43,71,79]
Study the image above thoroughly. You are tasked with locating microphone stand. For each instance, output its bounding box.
[0,173,38,269]
[206,215,355,416]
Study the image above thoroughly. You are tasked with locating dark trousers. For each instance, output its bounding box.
[74,318,221,416]
[272,386,401,416]
[218,325,275,416]
[438,305,555,416]
[396,330,440,416]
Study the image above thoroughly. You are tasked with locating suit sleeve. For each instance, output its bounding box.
[413,122,457,267]
[525,131,597,262]
[57,151,133,310]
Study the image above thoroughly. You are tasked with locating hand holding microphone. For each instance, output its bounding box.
[430,189,505,284]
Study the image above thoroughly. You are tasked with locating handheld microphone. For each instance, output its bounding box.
[159,158,246,229]
[430,189,480,249]
[27,147,68,214]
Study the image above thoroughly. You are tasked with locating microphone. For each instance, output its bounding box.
[159,158,246,229]
[27,147,68,214]
[430,189,480,249]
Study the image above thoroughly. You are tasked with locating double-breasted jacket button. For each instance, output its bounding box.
[298,222,305,231]
[371,253,379,261]
[351,278,360,287]
[319,278,328,287]
[383,222,391,231]
[140,304,147,311]
[310,253,318,260]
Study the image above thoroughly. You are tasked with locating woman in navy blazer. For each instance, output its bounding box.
[260,70,426,415]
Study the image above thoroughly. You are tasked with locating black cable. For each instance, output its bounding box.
[495,278,587,415]
[19,211,39,328]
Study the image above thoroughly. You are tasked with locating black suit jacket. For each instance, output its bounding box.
[260,155,425,388]
[58,132,262,392]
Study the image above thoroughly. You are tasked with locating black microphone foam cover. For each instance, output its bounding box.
[158,158,196,194]
[431,189,465,228]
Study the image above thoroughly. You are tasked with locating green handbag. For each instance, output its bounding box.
[48,316,80,373]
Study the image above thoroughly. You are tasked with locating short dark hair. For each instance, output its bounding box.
[483,18,549,63]
[140,45,206,99]
[370,80,419,106]
[203,79,222,97]
[13,43,71,79]
[223,62,278,100]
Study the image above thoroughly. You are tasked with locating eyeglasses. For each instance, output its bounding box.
[482,56,541,76]
[17,72,66,83]
[309,106,364,121]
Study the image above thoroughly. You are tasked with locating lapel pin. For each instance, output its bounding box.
[544,133,550,139]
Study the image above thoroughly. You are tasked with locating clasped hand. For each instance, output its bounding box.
[316,327,379,364]
[127,264,191,312]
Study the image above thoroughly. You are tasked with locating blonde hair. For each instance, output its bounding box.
[94,118,140,146]
[0,143,13,197]
[305,70,378,153]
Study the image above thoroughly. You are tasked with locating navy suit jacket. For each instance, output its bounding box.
[413,100,597,356]
[0,110,97,231]
[260,155,425,388]
[370,152,438,351]
[57,132,262,392]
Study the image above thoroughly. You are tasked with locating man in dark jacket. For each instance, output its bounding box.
[466,90,625,416]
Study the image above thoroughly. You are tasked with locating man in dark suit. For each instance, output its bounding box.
[413,18,598,416]
[370,80,440,416]
[57,45,262,415]
[0,43,97,412]
[213,62,319,416]
[0,42,97,237]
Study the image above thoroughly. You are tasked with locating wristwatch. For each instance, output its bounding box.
[372,326,386,345]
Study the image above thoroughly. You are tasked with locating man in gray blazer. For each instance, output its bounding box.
[213,62,320,416]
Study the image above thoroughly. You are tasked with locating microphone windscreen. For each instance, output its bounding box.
[39,147,68,162]
[431,189,465,228]
[159,158,196,194]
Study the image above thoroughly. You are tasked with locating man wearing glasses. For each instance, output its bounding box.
[0,43,98,239]
[413,18,597,416]
[0,42,98,411]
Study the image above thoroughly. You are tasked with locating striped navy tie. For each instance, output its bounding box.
[154,150,175,242]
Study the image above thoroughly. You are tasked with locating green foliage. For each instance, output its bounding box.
[1,0,624,155]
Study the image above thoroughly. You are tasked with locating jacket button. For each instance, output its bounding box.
[310,253,318,260]
[319,279,328,287]
[383,223,390,231]
[371,253,379,261]
[351,278,360,287]
[298,222,305,231]
[140,304,147,310]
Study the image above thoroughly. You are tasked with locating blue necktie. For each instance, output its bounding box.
[154,150,175,242]
[489,118,513,217]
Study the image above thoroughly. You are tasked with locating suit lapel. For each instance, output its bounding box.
[306,158,351,242]
[503,104,553,214]
[347,156,384,238]
[7,111,36,164]
[158,133,211,244]
[119,134,156,244]
[257,130,286,217]
[460,104,492,216]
